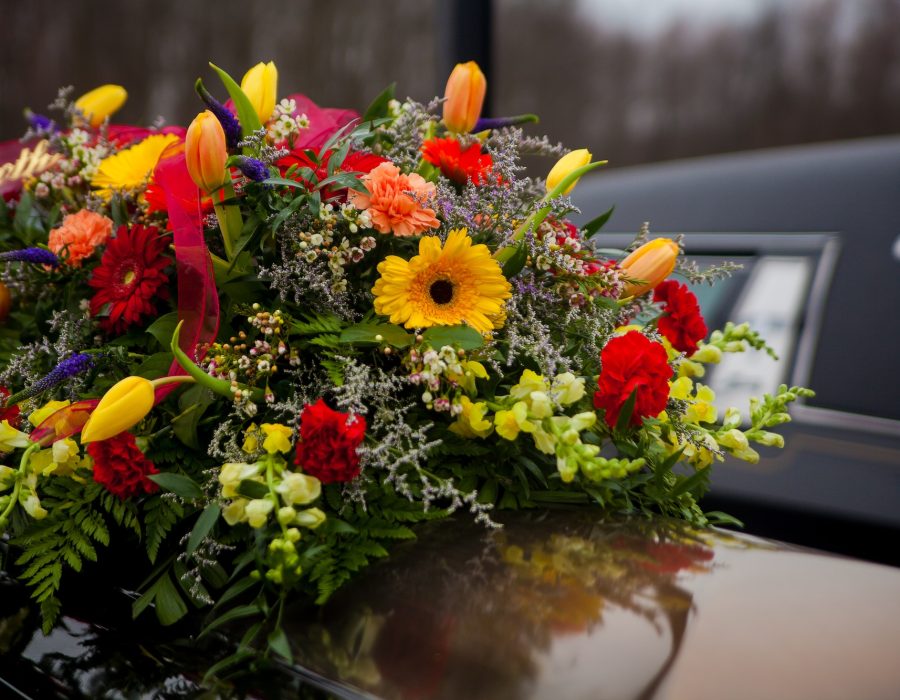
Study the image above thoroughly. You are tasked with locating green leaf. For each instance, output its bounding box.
[705,510,744,528]
[236,479,268,500]
[422,325,484,350]
[267,627,292,662]
[615,389,638,433]
[582,206,615,237]
[146,312,180,348]
[209,62,262,138]
[214,575,259,610]
[501,242,528,279]
[199,603,262,638]
[362,83,396,122]
[147,472,203,500]
[339,322,413,348]
[138,572,189,626]
[135,351,174,379]
[187,503,221,556]
[173,383,216,449]
[261,176,308,189]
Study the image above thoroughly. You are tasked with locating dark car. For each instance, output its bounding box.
[571,136,900,565]
[5,511,900,699]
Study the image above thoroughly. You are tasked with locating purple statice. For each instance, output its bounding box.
[232,155,270,183]
[5,352,95,406]
[194,79,242,149]
[0,248,60,267]
[474,114,538,131]
[24,110,58,134]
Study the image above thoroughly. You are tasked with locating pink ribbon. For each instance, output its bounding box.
[152,146,220,403]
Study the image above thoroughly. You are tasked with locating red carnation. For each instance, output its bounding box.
[88,224,170,335]
[87,432,159,500]
[594,331,672,428]
[653,280,708,355]
[294,399,367,484]
[421,137,493,185]
[0,386,20,428]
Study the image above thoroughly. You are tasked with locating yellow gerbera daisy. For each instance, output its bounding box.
[372,228,511,333]
[91,133,181,199]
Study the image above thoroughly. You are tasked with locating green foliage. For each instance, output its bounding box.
[143,494,184,564]
[9,477,124,632]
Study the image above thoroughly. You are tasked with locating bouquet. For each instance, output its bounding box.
[0,59,810,671]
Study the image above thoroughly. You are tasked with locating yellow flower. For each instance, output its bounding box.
[241,61,278,123]
[295,507,326,529]
[29,400,71,428]
[75,84,127,127]
[372,228,511,334]
[261,423,293,454]
[219,462,263,498]
[276,471,321,506]
[245,498,274,528]
[446,360,489,395]
[242,423,259,453]
[0,420,31,451]
[29,438,81,477]
[510,369,548,400]
[717,429,760,464]
[222,498,248,525]
[666,376,717,424]
[494,401,534,441]
[81,376,155,443]
[546,148,591,195]
[551,373,585,406]
[92,133,181,199]
[449,396,493,439]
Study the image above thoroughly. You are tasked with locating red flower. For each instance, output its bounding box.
[277,148,386,200]
[594,331,672,428]
[421,137,493,185]
[0,386,20,428]
[86,432,159,500]
[88,224,170,335]
[653,280,708,355]
[294,399,366,484]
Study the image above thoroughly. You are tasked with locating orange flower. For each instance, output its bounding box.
[349,162,439,237]
[47,210,114,267]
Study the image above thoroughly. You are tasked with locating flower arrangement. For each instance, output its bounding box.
[0,59,811,672]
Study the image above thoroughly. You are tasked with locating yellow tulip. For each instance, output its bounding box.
[546,149,592,195]
[619,238,680,297]
[241,61,278,123]
[443,61,486,133]
[185,111,228,194]
[81,376,154,443]
[74,84,127,128]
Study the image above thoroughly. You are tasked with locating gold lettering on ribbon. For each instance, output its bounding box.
[0,141,61,186]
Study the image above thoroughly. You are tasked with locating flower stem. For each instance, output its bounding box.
[0,443,40,530]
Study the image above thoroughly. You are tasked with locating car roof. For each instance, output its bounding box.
[571,136,900,422]
[277,510,900,700]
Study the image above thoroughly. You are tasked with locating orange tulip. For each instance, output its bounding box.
[74,84,127,128]
[443,61,486,133]
[619,238,679,297]
[185,110,228,193]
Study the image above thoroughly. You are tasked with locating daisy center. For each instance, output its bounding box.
[122,269,136,286]
[429,279,454,305]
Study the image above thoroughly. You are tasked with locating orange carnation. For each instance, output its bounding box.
[47,210,114,267]
[349,162,439,237]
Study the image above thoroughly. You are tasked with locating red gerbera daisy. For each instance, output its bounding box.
[277,148,386,200]
[88,224,170,335]
[421,137,493,185]
[653,280,708,355]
